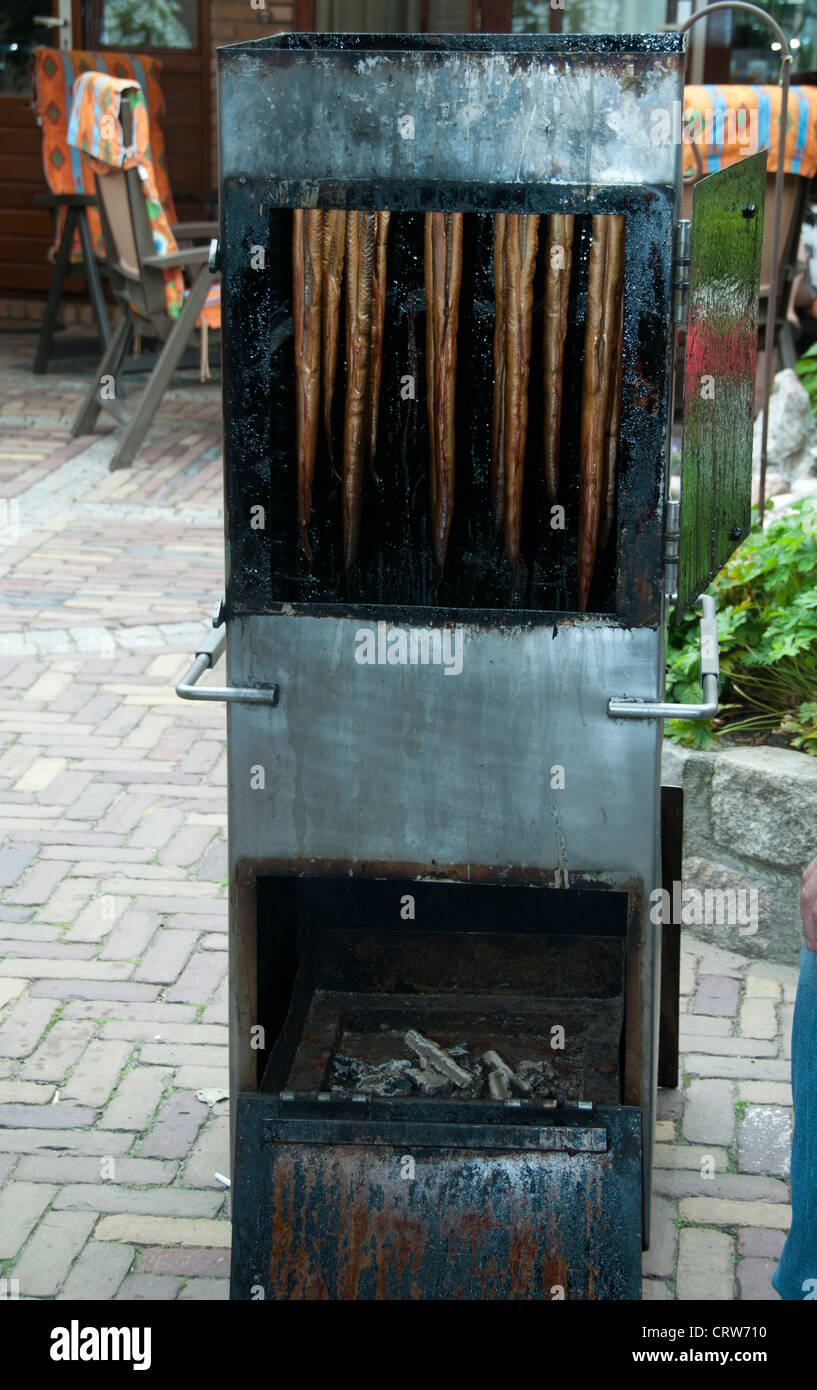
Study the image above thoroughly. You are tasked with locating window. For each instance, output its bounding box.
[728,1,817,81]
[94,0,198,51]
[512,1,667,33]
[0,0,56,96]
[314,1,423,28]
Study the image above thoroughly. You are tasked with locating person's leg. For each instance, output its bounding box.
[773,943,817,1299]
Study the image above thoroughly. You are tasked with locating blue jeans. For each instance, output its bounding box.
[773,944,817,1300]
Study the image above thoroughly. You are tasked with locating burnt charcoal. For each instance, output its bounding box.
[329,1053,365,1089]
[404,1029,473,1087]
[357,1060,414,1095]
[359,1073,414,1096]
[483,1049,531,1097]
[516,1058,557,1097]
[330,1055,415,1096]
[406,1066,452,1095]
[327,1039,558,1102]
[487,1069,510,1100]
[449,1047,485,1081]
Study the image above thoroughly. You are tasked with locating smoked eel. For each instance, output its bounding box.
[543,213,574,502]
[367,209,391,481]
[321,209,346,467]
[503,213,539,572]
[578,215,624,609]
[491,212,507,533]
[342,209,375,573]
[293,208,324,566]
[424,210,463,570]
[601,216,625,552]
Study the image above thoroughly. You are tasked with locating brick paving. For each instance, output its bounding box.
[0,332,230,1300]
[646,939,797,1300]
[0,329,798,1301]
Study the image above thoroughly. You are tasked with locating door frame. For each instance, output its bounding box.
[70,0,211,214]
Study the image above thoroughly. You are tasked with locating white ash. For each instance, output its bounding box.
[329,1031,556,1100]
[487,1069,510,1100]
[329,1055,415,1097]
[482,1049,531,1097]
[405,1028,473,1086]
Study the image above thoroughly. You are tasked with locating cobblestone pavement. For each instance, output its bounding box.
[647,938,795,1301]
[0,330,797,1301]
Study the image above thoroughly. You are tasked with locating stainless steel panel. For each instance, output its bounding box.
[219,42,684,190]
[226,613,663,1221]
[227,615,662,881]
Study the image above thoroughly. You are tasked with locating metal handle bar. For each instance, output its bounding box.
[175,625,279,705]
[607,594,719,721]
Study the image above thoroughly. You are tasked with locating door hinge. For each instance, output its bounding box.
[673,219,692,329]
[664,496,680,606]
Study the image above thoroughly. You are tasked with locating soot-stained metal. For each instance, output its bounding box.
[231,1096,643,1300]
[219,32,683,627]
[215,29,760,1304]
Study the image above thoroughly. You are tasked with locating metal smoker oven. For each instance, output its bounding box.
[180,31,764,1300]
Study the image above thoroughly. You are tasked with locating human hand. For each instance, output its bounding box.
[801,856,817,952]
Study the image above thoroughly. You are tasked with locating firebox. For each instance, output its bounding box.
[177,30,765,1299]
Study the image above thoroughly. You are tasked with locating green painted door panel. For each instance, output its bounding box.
[678,150,766,618]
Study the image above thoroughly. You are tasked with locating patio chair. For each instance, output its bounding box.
[30,47,214,374]
[67,73,220,470]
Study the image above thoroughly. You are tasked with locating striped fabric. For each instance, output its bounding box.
[31,47,175,263]
[684,84,817,179]
[67,73,218,334]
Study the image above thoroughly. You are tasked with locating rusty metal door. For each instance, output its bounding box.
[231,1097,643,1300]
[677,150,766,617]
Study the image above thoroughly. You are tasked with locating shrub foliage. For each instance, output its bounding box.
[665,497,817,753]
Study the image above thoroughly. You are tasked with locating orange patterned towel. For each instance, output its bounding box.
[67,72,218,339]
[683,84,817,179]
[32,46,175,263]
[67,70,142,169]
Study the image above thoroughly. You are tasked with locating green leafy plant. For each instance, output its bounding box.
[794,340,817,419]
[665,496,817,754]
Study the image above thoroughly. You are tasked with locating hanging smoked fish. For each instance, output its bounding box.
[543,213,574,502]
[321,209,346,468]
[293,208,324,566]
[424,214,437,529]
[491,213,507,533]
[578,215,625,609]
[342,209,375,573]
[424,210,463,570]
[601,217,625,552]
[503,212,539,572]
[367,210,391,481]
[577,217,609,610]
